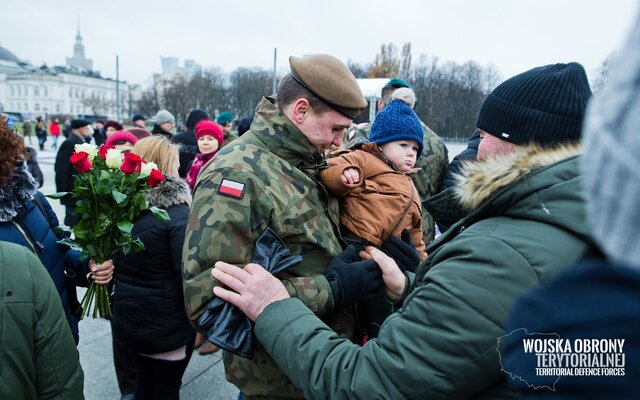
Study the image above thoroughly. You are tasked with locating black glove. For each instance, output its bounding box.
[198,228,302,359]
[324,246,382,309]
[380,229,420,273]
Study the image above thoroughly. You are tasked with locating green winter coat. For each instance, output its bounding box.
[254,144,592,399]
[0,241,84,399]
[345,121,449,244]
[182,97,355,399]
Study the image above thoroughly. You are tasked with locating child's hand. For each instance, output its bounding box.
[341,167,360,185]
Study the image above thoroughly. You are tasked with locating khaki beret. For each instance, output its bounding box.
[289,54,367,119]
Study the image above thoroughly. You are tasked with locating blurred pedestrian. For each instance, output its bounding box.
[152,109,176,139]
[24,146,44,188]
[185,120,223,191]
[216,111,237,146]
[173,109,209,177]
[49,117,61,150]
[105,130,139,153]
[105,120,124,137]
[132,114,147,129]
[22,117,33,144]
[54,119,94,227]
[35,116,46,151]
[93,120,106,146]
[237,117,253,136]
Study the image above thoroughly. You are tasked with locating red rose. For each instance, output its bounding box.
[120,152,142,174]
[146,169,165,188]
[69,151,93,173]
[98,144,116,160]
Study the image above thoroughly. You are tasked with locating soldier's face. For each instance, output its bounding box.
[300,108,352,155]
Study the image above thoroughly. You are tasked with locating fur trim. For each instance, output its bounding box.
[0,162,38,222]
[145,176,191,209]
[454,143,582,211]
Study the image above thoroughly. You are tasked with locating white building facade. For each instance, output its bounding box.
[0,33,129,121]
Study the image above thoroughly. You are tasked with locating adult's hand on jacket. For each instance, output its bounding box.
[212,262,290,322]
[323,246,382,309]
[89,259,114,286]
[363,246,406,301]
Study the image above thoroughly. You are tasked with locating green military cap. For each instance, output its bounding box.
[386,77,411,89]
[289,54,367,119]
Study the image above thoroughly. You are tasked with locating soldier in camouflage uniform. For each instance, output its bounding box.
[345,82,449,244]
[217,111,239,146]
[183,54,370,399]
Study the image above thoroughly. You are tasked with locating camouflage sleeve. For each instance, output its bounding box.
[182,169,272,324]
[280,275,334,316]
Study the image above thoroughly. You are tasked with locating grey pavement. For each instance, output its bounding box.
[35,135,467,399]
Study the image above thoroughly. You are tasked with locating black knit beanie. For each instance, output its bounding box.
[185,109,210,131]
[476,62,592,146]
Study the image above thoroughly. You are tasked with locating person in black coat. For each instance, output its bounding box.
[54,119,93,227]
[172,109,209,178]
[112,136,195,400]
[502,17,640,399]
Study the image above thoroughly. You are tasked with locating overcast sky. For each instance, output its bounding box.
[2,0,638,87]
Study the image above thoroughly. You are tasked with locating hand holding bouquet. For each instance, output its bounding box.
[49,143,169,318]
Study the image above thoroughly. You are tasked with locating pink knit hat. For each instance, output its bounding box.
[105,130,138,147]
[195,120,224,146]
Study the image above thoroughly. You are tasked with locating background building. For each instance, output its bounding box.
[0,31,129,121]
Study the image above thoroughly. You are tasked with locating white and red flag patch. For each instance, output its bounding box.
[218,178,245,199]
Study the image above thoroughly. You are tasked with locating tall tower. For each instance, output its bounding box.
[66,23,93,71]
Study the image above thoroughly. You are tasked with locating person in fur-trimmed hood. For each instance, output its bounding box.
[208,62,596,399]
[110,135,195,400]
[0,117,114,345]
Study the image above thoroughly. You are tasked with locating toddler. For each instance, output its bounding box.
[320,99,427,339]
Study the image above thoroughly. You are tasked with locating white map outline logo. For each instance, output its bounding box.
[496,328,561,391]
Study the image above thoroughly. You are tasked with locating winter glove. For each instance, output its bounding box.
[324,246,383,310]
[380,229,420,273]
[198,227,302,359]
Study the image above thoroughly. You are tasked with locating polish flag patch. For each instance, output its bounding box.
[218,178,246,199]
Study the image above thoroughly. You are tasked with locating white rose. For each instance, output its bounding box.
[74,143,99,160]
[139,161,158,178]
[105,148,123,169]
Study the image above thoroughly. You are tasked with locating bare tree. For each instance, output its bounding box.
[229,67,273,118]
[368,43,400,78]
[400,42,412,80]
[347,60,369,78]
[81,94,114,116]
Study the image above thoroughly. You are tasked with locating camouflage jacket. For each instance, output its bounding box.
[345,122,449,243]
[183,97,356,399]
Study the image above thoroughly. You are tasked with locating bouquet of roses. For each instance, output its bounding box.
[49,143,169,318]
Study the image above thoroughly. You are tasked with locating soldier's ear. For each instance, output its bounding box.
[290,98,310,124]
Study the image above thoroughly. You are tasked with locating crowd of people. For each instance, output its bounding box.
[1,13,639,400]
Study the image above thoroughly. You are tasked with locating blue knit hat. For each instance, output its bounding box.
[370,99,424,157]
